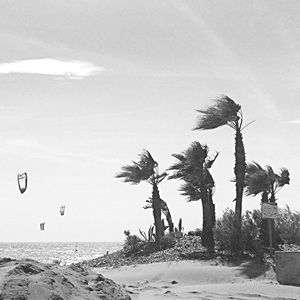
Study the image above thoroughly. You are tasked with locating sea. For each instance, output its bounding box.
[0,242,122,265]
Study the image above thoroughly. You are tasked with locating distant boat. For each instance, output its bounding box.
[17,173,28,194]
[60,205,66,216]
[40,222,45,231]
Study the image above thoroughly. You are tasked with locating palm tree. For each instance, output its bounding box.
[168,141,218,251]
[244,162,290,245]
[194,96,250,244]
[116,150,168,245]
[244,162,290,202]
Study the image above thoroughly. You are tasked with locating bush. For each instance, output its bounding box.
[123,230,145,255]
[160,234,176,250]
[276,205,300,245]
[187,228,202,237]
[214,209,263,256]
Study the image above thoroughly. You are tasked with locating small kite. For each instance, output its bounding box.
[17,173,28,194]
[60,205,66,216]
[40,222,45,231]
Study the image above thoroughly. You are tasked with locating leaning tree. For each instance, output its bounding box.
[116,150,170,245]
[194,96,252,245]
[168,141,218,251]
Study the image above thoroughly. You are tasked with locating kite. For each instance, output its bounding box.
[60,205,66,216]
[17,173,28,194]
[40,222,45,231]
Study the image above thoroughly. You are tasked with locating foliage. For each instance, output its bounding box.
[187,228,202,236]
[244,162,290,201]
[194,96,241,130]
[160,234,177,250]
[214,209,263,256]
[123,231,144,256]
[276,205,300,245]
[124,229,176,256]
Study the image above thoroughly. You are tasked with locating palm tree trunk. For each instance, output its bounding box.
[234,125,246,249]
[201,188,215,252]
[160,199,174,233]
[152,183,163,245]
[165,210,174,233]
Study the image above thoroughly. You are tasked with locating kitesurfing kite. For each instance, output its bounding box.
[60,205,66,216]
[40,222,45,231]
[17,173,28,194]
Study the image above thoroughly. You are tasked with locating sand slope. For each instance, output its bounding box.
[95,260,300,300]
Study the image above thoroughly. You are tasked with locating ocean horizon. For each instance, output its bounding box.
[0,242,122,265]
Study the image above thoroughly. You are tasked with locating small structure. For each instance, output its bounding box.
[275,251,300,285]
[261,202,279,255]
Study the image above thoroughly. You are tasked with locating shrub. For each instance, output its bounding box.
[276,205,300,245]
[187,228,202,236]
[160,234,176,250]
[214,209,263,256]
[123,230,144,255]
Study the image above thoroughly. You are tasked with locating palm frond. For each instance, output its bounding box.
[194,95,241,130]
[244,162,269,196]
[179,183,201,202]
[116,150,157,184]
[277,168,290,187]
[115,165,145,184]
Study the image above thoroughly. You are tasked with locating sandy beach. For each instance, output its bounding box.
[95,260,300,300]
[0,257,299,299]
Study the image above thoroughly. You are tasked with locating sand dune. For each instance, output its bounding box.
[0,258,130,299]
[95,260,300,300]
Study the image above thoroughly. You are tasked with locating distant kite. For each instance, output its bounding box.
[60,205,66,216]
[17,173,28,194]
[40,222,45,231]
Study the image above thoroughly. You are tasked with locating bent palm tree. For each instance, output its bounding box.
[245,162,290,202]
[194,96,250,244]
[116,150,167,245]
[168,141,218,251]
[244,162,290,245]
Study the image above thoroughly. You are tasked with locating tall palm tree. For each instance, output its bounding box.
[194,96,250,243]
[168,141,218,251]
[244,162,290,245]
[116,150,167,245]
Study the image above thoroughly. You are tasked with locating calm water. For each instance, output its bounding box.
[0,242,122,265]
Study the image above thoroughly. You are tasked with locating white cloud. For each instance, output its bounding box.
[0,58,104,79]
[288,118,300,124]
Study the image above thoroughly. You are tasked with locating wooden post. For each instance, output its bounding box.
[268,218,273,257]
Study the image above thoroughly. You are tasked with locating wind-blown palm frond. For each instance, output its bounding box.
[116,149,157,184]
[194,96,241,130]
[244,162,290,199]
[179,183,201,202]
[116,164,149,184]
[205,152,219,169]
[168,141,217,201]
[277,168,290,187]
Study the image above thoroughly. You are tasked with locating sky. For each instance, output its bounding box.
[0,0,299,242]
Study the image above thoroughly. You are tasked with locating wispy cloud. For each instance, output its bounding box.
[288,118,300,124]
[0,58,104,79]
